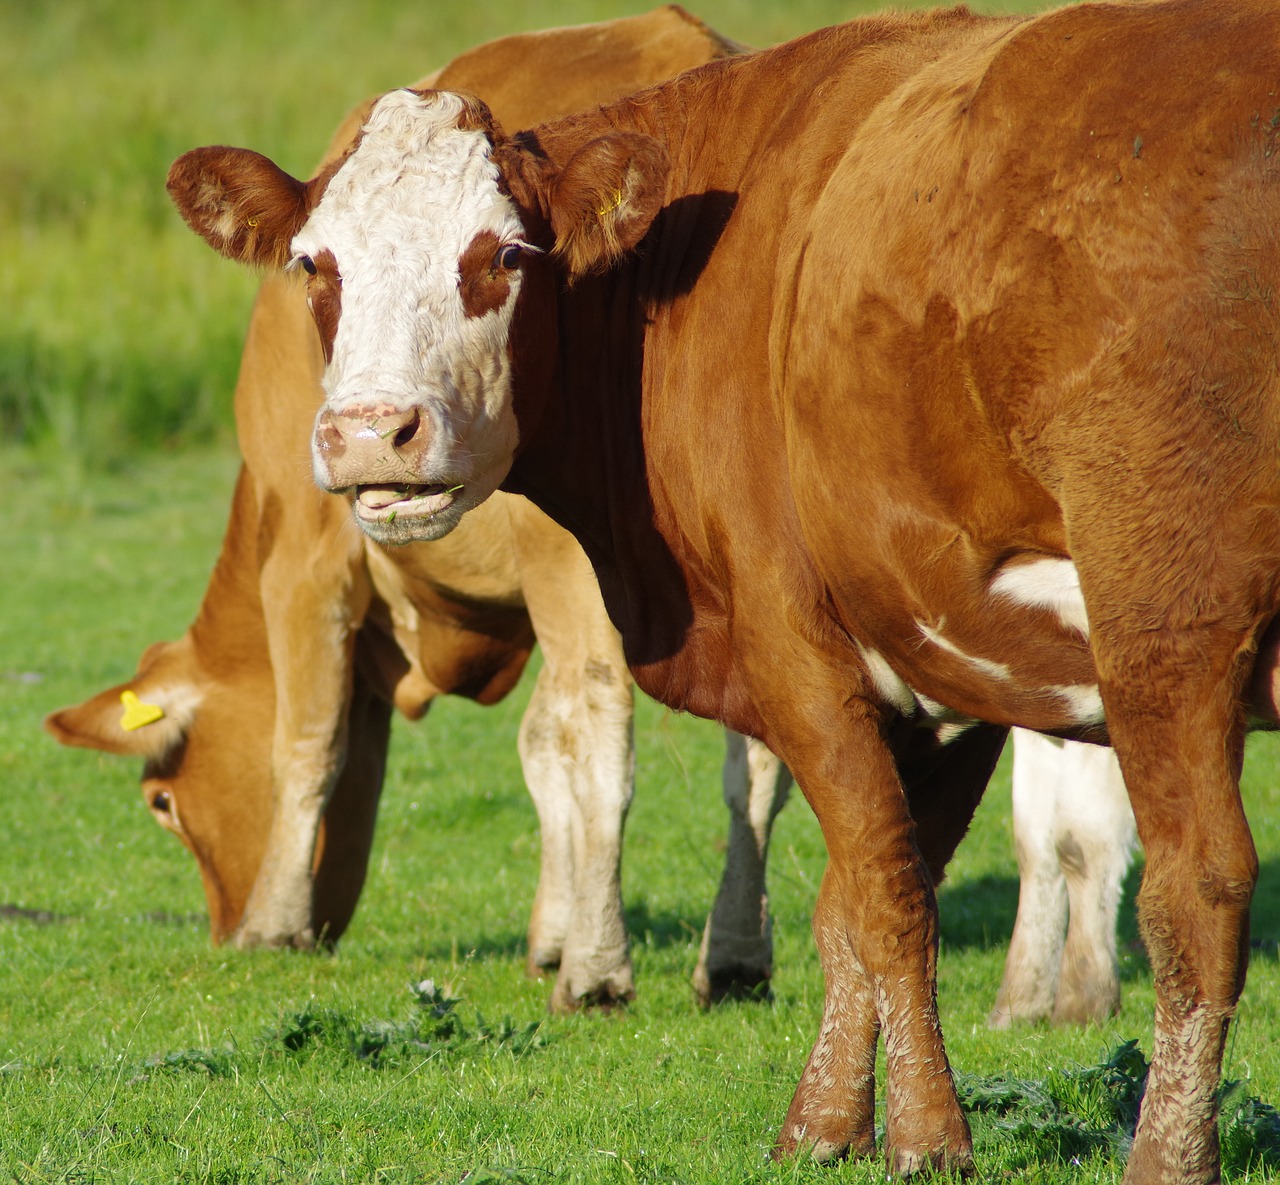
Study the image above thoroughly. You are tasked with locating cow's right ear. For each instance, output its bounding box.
[45,656,201,761]
[167,146,309,269]
[505,132,668,281]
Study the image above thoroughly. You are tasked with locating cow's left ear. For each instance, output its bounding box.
[167,146,310,270]
[541,133,669,280]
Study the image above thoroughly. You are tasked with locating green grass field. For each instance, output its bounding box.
[6,0,1280,1181]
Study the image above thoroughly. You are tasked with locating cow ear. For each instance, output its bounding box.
[167,146,309,269]
[546,133,669,279]
[45,656,200,761]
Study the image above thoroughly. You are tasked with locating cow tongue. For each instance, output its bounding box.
[356,484,441,510]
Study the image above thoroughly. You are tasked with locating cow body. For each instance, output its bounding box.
[169,0,1280,1178]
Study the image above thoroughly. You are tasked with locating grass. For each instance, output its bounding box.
[5,447,1280,1182]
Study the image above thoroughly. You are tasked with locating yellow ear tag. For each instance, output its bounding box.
[120,690,165,732]
[596,190,624,219]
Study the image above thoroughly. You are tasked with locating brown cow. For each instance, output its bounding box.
[48,7,752,1012]
[168,0,1280,1178]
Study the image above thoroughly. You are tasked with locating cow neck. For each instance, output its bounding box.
[504,9,1011,718]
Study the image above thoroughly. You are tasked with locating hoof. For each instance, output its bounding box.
[887,1143,975,1179]
[548,975,636,1015]
[525,948,561,979]
[692,962,773,1008]
[230,925,316,951]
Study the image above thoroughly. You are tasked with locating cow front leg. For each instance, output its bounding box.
[515,507,636,1012]
[1110,698,1254,1185]
[693,731,792,1005]
[774,710,973,1175]
[233,525,369,950]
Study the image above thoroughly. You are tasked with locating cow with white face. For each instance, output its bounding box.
[170,7,1280,1179]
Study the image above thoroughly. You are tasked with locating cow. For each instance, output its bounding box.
[46,6,750,1013]
[166,0,1280,1178]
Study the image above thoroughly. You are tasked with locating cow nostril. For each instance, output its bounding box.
[392,410,421,450]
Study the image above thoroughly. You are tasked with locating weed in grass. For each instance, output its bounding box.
[1219,1079,1280,1176]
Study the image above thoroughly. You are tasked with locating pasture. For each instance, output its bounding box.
[5,0,1280,1181]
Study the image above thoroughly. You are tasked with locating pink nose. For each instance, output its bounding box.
[313,404,431,490]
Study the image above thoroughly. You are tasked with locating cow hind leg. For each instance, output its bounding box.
[990,729,1071,1027]
[692,731,792,1006]
[1052,742,1135,1026]
[1100,640,1258,1185]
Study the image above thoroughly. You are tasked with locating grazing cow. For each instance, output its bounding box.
[168,0,1280,1178]
[47,6,746,1012]
[990,730,1138,1028]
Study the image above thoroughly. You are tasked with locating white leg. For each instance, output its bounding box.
[1053,741,1137,1024]
[989,728,1071,1027]
[513,503,636,1011]
[693,731,793,1005]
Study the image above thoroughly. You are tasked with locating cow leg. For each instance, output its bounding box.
[309,658,393,944]
[692,731,792,1005]
[773,701,977,1174]
[234,515,370,950]
[1053,741,1135,1026]
[990,729,1072,1027]
[513,506,636,1012]
[517,693,577,976]
[1097,638,1257,1185]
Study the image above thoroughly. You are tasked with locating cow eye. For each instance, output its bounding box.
[298,255,318,276]
[495,244,522,270]
[150,789,173,814]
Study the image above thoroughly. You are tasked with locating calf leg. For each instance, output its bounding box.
[692,731,792,1005]
[234,505,370,950]
[309,660,393,943]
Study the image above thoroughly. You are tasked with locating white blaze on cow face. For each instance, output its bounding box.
[298,89,534,544]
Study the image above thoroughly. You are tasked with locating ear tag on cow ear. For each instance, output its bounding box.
[596,190,624,220]
[120,690,165,732]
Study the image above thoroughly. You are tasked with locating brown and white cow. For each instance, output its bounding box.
[168,0,1280,1177]
[47,7,752,1013]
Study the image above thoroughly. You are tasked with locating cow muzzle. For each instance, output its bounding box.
[312,403,465,539]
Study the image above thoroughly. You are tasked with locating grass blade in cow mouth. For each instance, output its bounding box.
[354,483,463,522]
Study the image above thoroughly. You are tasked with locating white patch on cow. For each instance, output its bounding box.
[297,90,527,518]
[991,557,1090,637]
[912,690,978,729]
[1052,683,1106,726]
[915,618,1012,681]
[856,644,916,716]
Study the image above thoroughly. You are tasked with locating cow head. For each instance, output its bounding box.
[167,90,669,544]
[45,636,269,941]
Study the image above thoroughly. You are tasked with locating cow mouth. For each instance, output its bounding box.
[353,482,461,522]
